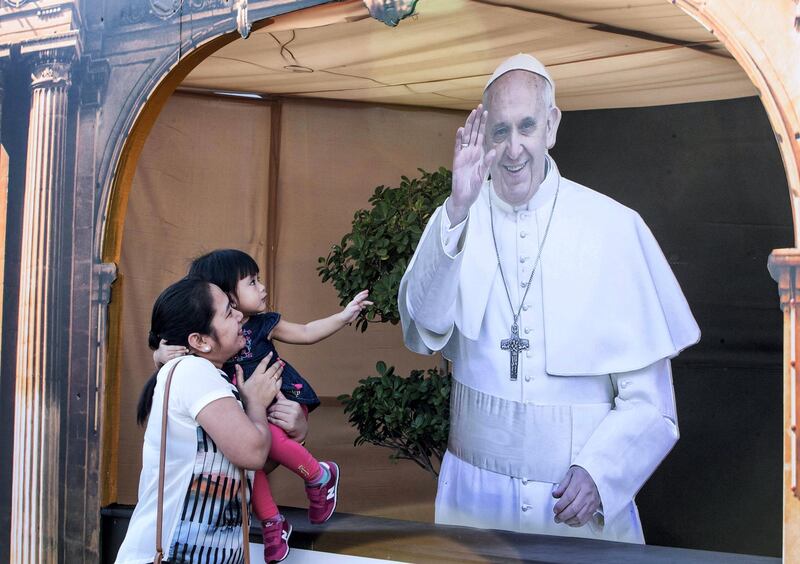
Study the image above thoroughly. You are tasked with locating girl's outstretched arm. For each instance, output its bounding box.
[271,290,372,344]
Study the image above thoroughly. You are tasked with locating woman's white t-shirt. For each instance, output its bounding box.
[116,355,250,564]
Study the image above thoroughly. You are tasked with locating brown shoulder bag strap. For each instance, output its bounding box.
[240,467,251,563]
[154,359,180,564]
[153,359,251,564]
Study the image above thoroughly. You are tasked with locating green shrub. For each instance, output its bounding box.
[338,361,451,477]
[317,168,451,331]
[320,169,453,477]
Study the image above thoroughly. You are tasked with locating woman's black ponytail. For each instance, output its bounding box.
[148,329,160,350]
[136,278,215,425]
[136,373,159,426]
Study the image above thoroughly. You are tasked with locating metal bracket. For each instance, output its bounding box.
[80,57,111,108]
[234,0,251,39]
[363,0,419,27]
[93,262,118,305]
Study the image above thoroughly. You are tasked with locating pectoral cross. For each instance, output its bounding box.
[500,323,529,381]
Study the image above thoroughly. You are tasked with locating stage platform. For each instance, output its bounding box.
[100,504,779,563]
[271,507,779,564]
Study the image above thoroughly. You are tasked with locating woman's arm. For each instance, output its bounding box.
[196,355,283,469]
[271,290,372,344]
[196,397,271,469]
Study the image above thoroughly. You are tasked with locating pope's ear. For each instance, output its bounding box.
[546,105,562,150]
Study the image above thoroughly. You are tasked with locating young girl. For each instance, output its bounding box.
[155,249,371,564]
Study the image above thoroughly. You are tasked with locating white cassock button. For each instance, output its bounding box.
[521,281,527,288]
[520,256,527,263]
[524,328,531,334]
[520,231,527,238]
[521,479,529,485]
[521,504,531,512]
[620,380,631,389]
[523,304,530,311]
[526,352,532,358]
[525,375,531,382]
[520,212,528,220]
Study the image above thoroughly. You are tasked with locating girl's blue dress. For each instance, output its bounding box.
[222,312,320,411]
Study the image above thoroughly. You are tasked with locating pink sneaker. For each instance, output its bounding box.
[305,461,339,524]
[261,515,292,563]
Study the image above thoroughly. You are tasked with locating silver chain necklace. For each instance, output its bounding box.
[489,176,560,381]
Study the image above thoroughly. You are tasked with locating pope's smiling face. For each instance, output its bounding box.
[483,71,561,206]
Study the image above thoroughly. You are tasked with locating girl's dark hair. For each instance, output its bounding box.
[136,277,216,425]
[188,249,259,296]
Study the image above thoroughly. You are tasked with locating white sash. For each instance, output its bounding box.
[448,380,612,483]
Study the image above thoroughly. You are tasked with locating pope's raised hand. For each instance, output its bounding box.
[446,104,496,225]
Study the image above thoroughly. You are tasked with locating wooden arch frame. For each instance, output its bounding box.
[671,1,799,241]
[96,0,800,557]
[96,0,369,506]
[665,2,800,559]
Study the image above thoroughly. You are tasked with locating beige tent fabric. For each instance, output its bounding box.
[116,93,272,501]
[183,0,755,111]
[271,98,461,397]
[265,99,464,517]
[115,94,462,507]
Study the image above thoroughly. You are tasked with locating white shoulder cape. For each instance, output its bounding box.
[400,177,700,376]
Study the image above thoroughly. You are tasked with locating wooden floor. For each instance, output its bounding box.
[268,404,438,522]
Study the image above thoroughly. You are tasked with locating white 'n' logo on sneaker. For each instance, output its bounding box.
[327,486,336,500]
[281,529,290,542]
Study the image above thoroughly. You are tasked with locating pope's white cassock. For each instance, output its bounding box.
[399,156,700,543]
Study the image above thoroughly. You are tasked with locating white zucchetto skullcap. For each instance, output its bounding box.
[484,53,555,95]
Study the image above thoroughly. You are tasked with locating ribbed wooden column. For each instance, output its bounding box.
[0,64,4,145]
[11,49,73,564]
[768,249,800,562]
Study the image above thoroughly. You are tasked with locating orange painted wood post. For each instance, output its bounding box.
[769,250,800,558]
[672,0,800,558]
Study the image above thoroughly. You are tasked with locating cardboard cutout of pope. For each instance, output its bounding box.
[399,53,700,543]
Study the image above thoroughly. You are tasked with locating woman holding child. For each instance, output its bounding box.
[117,250,370,564]
[115,277,285,563]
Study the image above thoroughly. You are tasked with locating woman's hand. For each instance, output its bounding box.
[267,391,309,443]
[237,352,283,409]
[262,391,310,474]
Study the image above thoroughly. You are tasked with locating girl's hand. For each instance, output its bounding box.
[153,338,188,368]
[238,352,283,408]
[340,290,373,324]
